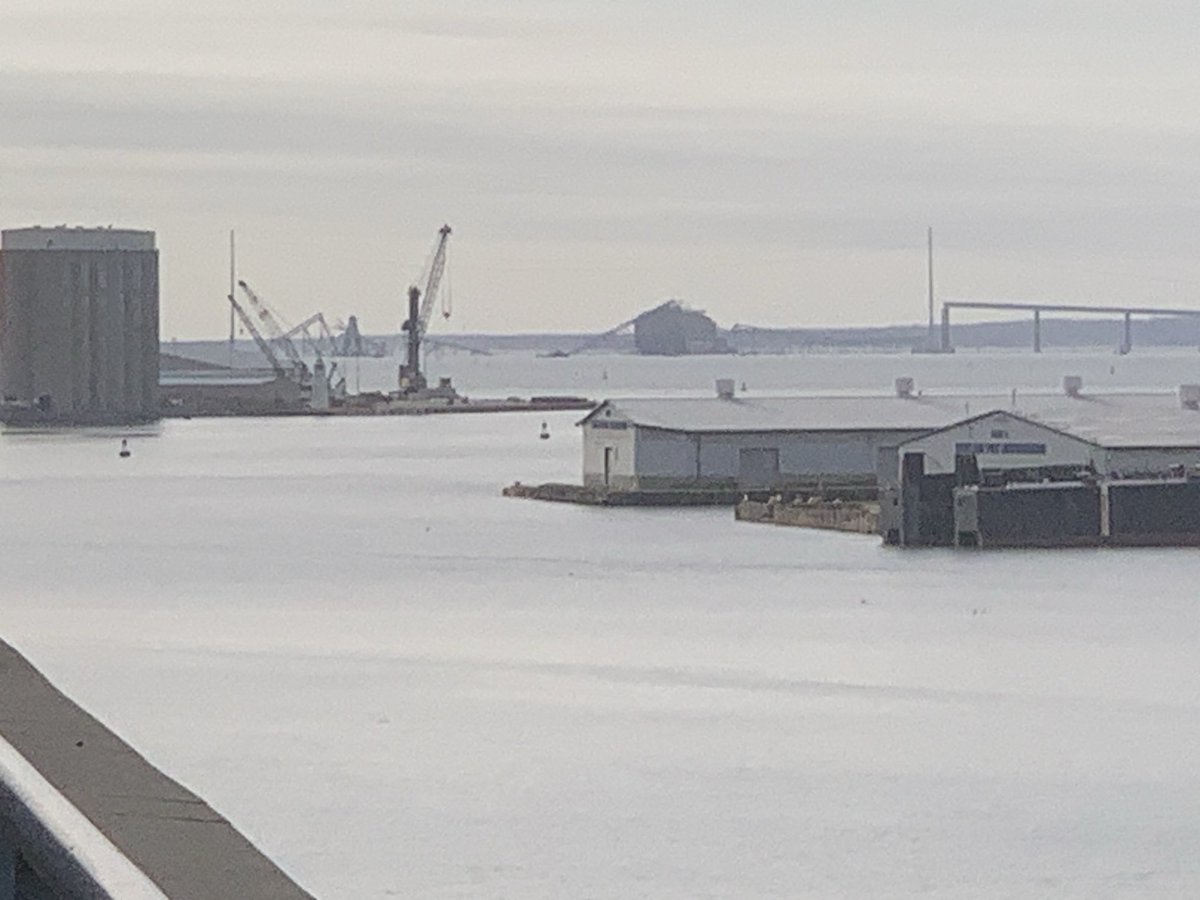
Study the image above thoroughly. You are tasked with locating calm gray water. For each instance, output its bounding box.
[2,351,1200,898]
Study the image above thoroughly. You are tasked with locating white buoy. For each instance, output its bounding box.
[118,439,131,458]
[539,422,550,440]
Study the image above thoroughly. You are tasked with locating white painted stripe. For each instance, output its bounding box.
[0,735,169,899]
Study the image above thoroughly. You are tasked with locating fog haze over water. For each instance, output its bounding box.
[230,345,1200,398]
[2,352,1200,897]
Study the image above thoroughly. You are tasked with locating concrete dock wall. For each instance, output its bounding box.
[505,481,742,506]
[736,498,880,534]
[948,478,1200,549]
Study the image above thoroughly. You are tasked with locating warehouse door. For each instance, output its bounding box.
[739,448,780,489]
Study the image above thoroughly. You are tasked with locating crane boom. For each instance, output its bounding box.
[283,312,336,357]
[415,224,452,339]
[228,293,286,378]
[398,224,452,395]
[237,280,308,380]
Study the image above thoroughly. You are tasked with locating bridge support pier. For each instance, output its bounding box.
[1033,310,1041,353]
[1121,311,1132,354]
[940,306,952,351]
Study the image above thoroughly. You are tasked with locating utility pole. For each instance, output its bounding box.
[927,226,935,344]
[228,230,236,368]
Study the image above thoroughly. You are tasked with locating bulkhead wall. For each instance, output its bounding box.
[0,248,158,420]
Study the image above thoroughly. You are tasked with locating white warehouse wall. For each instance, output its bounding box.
[633,427,927,489]
[901,412,1097,476]
[582,422,636,488]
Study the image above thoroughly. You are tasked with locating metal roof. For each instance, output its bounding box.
[585,392,1200,449]
[587,395,1006,434]
[1002,392,1200,448]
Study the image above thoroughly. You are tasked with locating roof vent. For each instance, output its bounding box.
[1063,375,1083,397]
[1181,385,1200,410]
[715,378,736,400]
[895,377,915,398]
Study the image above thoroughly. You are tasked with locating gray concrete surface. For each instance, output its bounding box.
[0,639,315,899]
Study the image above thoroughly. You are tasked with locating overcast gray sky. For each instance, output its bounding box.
[3,0,1199,338]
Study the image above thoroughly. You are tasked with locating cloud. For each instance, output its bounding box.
[2,2,1199,335]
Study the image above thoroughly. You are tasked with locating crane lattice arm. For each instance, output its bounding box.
[228,294,286,378]
[283,312,336,357]
[410,224,451,339]
[237,280,308,379]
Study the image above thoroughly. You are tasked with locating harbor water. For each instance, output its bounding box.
[2,350,1199,898]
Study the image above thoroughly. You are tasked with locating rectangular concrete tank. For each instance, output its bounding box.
[0,226,159,424]
[957,483,1102,548]
[1107,480,1200,546]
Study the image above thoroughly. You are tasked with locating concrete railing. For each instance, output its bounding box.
[1,735,169,899]
[0,638,316,900]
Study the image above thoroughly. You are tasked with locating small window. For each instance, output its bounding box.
[990,429,1008,439]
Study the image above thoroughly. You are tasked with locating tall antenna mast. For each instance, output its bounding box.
[228,229,236,367]
[927,226,935,340]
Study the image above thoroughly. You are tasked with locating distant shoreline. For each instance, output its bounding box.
[164,313,1200,363]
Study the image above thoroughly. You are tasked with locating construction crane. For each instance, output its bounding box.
[228,293,286,379]
[400,224,452,393]
[282,312,336,358]
[237,280,309,382]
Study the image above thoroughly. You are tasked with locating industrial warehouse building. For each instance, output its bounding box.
[581,378,1200,498]
[633,301,728,356]
[581,379,973,492]
[878,386,1200,547]
[0,226,159,424]
[158,354,307,417]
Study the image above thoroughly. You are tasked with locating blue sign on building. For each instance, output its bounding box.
[955,442,1047,456]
